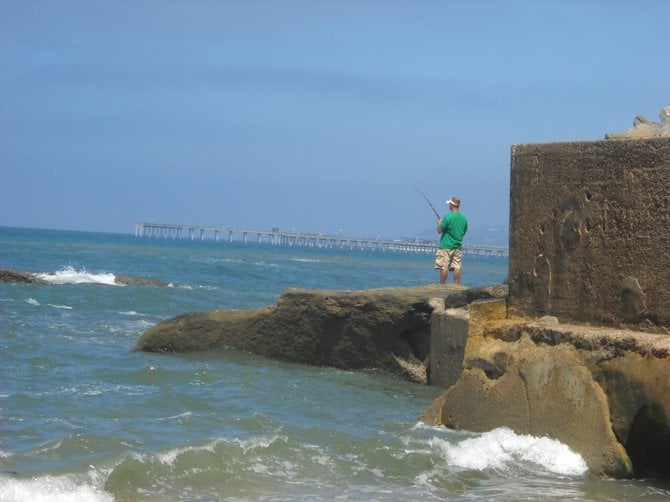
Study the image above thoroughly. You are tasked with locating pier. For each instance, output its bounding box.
[134,222,508,257]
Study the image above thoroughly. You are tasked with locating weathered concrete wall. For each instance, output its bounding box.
[429,307,469,388]
[509,137,670,329]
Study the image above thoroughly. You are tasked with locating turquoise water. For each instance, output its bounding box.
[1,227,668,501]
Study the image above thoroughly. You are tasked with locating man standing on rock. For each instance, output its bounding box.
[436,197,468,284]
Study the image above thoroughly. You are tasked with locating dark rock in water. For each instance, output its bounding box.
[114,275,170,287]
[0,268,49,284]
[135,284,506,383]
[0,267,169,287]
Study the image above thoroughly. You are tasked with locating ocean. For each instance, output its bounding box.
[1,226,668,501]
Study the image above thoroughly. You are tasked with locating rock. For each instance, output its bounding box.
[605,115,661,139]
[660,104,670,137]
[422,299,670,478]
[0,268,169,287]
[0,268,49,284]
[114,275,170,287]
[537,315,559,325]
[605,105,670,139]
[135,284,506,383]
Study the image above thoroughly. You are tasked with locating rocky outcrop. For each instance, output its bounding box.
[135,285,506,383]
[113,275,169,287]
[477,131,669,478]
[0,267,169,287]
[422,299,670,479]
[0,268,49,284]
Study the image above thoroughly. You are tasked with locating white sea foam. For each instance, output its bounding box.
[153,435,285,467]
[132,319,154,330]
[157,438,220,465]
[155,411,193,422]
[47,304,73,310]
[0,474,113,502]
[233,435,284,453]
[253,261,279,268]
[432,427,587,476]
[26,298,41,306]
[119,310,142,316]
[35,267,118,286]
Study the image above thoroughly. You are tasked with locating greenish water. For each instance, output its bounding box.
[1,227,668,501]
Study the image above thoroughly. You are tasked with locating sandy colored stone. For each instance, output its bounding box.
[424,315,670,478]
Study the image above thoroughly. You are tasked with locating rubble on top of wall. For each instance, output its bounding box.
[605,104,670,139]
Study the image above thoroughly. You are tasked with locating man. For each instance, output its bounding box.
[435,197,468,284]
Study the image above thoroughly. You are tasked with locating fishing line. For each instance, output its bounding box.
[413,187,441,219]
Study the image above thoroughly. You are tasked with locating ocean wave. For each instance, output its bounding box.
[289,257,323,263]
[102,435,296,499]
[35,267,118,286]
[153,435,288,465]
[252,261,280,268]
[431,426,587,476]
[154,411,193,422]
[47,303,73,310]
[119,310,142,316]
[197,285,219,291]
[0,473,113,502]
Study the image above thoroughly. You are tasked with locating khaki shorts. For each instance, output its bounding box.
[435,248,462,272]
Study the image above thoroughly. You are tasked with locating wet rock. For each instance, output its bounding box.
[422,300,670,479]
[135,284,507,383]
[0,268,49,284]
[114,275,170,287]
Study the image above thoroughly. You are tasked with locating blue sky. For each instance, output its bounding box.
[1,1,668,241]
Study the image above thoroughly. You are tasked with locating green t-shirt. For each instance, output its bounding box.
[438,211,468,249]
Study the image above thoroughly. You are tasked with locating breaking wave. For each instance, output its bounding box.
[0,473,113,502]
[35,267,118,286]
[429,426,588,476]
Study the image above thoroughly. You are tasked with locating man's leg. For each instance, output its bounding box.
[452,249,463,284]
[440,268,448,284]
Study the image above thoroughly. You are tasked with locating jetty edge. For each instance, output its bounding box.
[134,284,505,384]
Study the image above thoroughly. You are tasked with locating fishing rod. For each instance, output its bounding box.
[413,187,441,219]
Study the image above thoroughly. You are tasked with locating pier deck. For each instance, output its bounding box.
[134,222,508,257]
